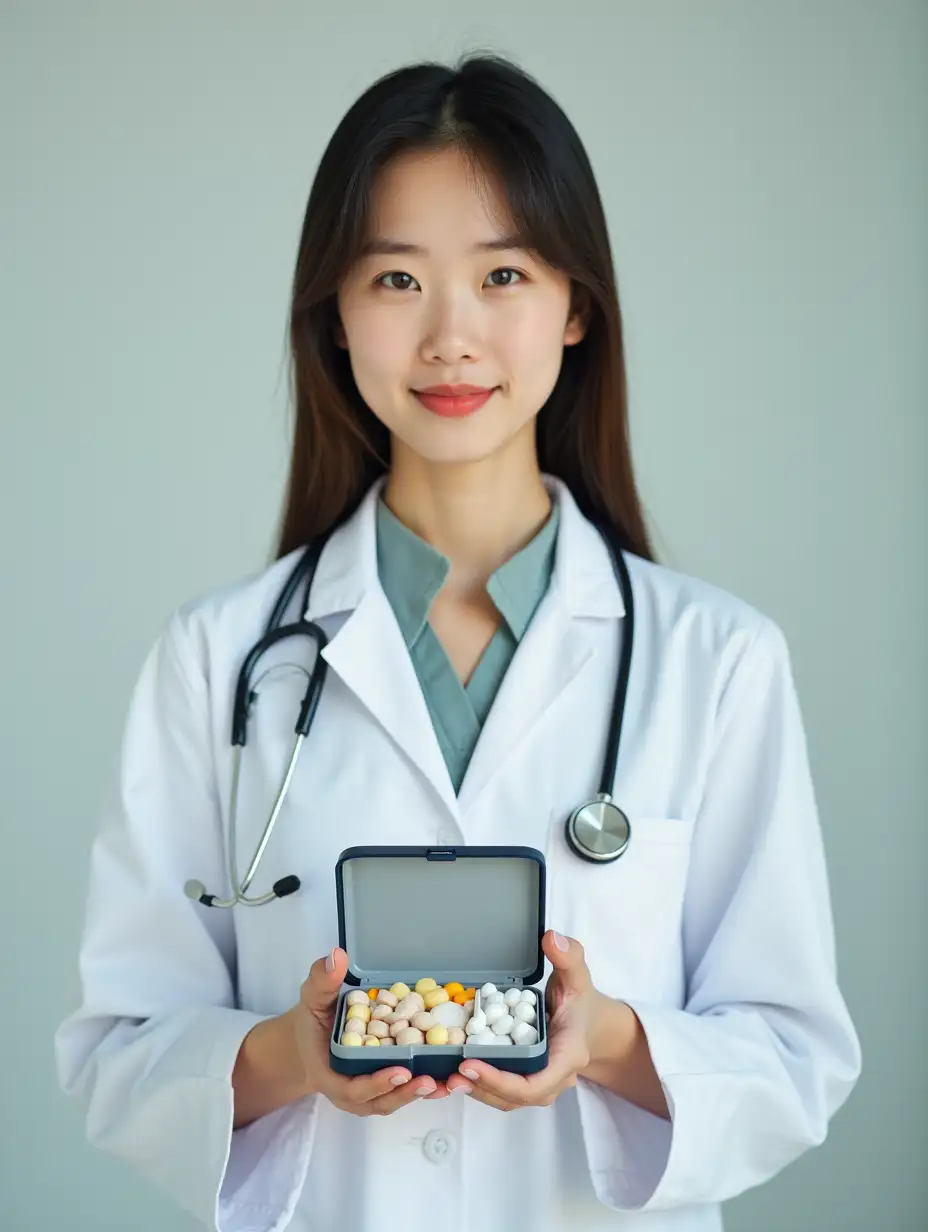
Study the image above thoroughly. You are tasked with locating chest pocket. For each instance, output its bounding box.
[544,810,696,1003]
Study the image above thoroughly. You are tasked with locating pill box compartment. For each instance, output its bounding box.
[329,845,548,1081]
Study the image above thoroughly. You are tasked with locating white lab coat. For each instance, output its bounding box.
[55,476,860,1232]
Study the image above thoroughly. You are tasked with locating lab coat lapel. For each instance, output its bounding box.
[304,480,459,820]
[320,588,459,818]
[456,593,594,815]
[457,480,626,816]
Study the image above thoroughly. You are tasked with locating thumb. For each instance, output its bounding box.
[542,930,591,991]
[301,946,349,1015]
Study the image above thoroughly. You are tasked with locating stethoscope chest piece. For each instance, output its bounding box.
[565,794,631,864]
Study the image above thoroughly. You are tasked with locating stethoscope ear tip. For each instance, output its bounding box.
[184,879,208,902]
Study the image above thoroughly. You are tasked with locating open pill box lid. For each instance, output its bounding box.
[335,845,546,988]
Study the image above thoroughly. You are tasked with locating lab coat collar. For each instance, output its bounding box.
[302,474,626,821]
[303,474,626,624]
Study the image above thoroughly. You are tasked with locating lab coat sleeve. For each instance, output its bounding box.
[575,615,861,1211]
[54,611,318,1232]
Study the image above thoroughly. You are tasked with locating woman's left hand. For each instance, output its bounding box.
[446,929,598,1109]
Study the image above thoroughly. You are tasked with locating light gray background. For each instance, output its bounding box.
[3,2,925,1229]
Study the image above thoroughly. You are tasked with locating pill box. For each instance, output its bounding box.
[329,845,549,1081]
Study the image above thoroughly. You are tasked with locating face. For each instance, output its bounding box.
[335,147,586,471]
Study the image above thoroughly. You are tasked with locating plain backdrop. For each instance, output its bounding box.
[2,2,926,1229]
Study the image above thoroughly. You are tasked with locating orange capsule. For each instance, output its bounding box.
[464,988,476,1000]
[452,993,469,1005]
[443,982,464,997]
[368,988,379,1000]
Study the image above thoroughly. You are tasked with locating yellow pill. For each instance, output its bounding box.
[389,983,411,1000]
[425,1025,449,1045]
[415,978,438,995]
[443,982,464,997]
[362,1036,381,1047]
[423,988,450,1010]
[368,988,379,1000]
[341,1032,364,1047]
[346,1004,371,1023]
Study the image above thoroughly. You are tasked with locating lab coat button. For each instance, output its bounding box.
[422,1129,456,1163]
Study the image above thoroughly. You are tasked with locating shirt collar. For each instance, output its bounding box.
[304,474,625,624]
[375,496,561,649]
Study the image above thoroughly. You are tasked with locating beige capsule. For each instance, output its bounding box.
[371,1004,394,1022]
[410,1011,436,1032]
[375,989,398,1008]
[389,982,411,1000]
[447,1027,466,1046]
[346,990,370,1008]
[366,1019,389,1038]
[394,994,425,1020]
[388,1019,410,1039]
[394,1027,425,1046]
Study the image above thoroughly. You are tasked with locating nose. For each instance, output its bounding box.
[419,288,483,365]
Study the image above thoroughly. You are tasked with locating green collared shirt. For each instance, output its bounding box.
[376,498,560,794]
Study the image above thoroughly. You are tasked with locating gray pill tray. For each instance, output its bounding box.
[329,845,549,1080]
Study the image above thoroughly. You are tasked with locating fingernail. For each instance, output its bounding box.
[390,1074,411,1086]
[460,1067,479,1081]
[416,1082,436,1097]
[325,949,336,972]
[553,932,569,952]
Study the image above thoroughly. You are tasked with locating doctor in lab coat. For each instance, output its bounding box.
[55,54,860,1232]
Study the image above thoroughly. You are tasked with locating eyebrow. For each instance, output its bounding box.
[358,233,530,258]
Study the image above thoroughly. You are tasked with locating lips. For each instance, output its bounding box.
[412,385,499,418]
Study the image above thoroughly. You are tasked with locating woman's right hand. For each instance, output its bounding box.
[291,947,456,1114]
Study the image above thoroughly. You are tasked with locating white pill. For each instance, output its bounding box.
[520,988,536,1003]
[483,1003,506,1026]
[472,1030,512,1046]
[491,1013,514,1036]
[469,1029,502,1046]
[511,1021,539,1046]
[512,1002,536,1024]
[485,991,505,1007]
[465,1012,487,1036]
[503,988,523,1007]
[479,983,498,999]
[430,1001,467,1029]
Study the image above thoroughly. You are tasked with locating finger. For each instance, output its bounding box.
[541,930,592,994]
[460,1084,519,1113]
[301,947,350,1015]
[366,1076,446,1115]
[337,1065,416,1106]
[457,1060,567,1108]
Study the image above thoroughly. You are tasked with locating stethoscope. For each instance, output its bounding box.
[184,520,635,908]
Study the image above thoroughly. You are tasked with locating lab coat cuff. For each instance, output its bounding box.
[575,1000,705,1212]
[174,1007,319,1232]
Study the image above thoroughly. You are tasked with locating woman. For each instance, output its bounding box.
[55,53,860,1231]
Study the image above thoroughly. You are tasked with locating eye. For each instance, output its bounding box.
[485,267,525,288]
[375,271,420,292]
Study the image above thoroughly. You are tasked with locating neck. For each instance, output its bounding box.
[382,442,552,594]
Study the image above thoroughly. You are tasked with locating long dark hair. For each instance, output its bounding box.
[276,51,656,563]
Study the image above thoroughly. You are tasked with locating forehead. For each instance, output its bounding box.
[365,147,514,248]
